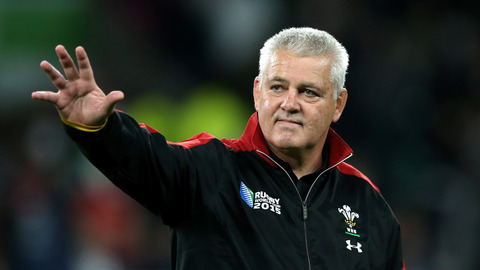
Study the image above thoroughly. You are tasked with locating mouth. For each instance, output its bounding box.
[276,118,303,126]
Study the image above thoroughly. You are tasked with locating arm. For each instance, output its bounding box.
[33,46,224,224]
[67,111,224,224]
[386,213,407,270]
[32,45,124,126]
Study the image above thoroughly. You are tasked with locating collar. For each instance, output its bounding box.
[222,112,353,168]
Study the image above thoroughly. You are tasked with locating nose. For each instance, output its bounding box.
[280,89,300,112]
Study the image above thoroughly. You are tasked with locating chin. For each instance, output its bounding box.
[272,138,300,150]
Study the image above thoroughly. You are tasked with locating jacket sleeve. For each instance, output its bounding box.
[384,204,407,270]
[65,110,224,225]
[367,187,406,270]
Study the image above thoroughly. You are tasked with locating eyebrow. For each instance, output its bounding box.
[268,76,289,84]
[268,76,326,93]
[299,83,322,91]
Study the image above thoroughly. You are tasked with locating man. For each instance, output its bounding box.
[32,27,406,269]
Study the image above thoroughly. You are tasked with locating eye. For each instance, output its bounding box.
[271,85,284,92]
[304,89,318,97]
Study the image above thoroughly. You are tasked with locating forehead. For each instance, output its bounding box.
[264,51,332,85]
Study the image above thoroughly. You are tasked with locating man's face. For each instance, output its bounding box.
[254,50,347,156]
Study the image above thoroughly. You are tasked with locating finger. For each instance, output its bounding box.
[56,45,80,81]
[40,60,67,90]
[75,46,95,81]
[31,91,60,104]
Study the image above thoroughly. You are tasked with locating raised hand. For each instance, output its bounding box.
[32,45,124,126]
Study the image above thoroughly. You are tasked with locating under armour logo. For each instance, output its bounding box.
[346,240,363,253]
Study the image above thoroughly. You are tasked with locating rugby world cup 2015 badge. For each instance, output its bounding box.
[240,182,281,215]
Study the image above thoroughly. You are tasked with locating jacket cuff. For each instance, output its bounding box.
[60,115,108,132]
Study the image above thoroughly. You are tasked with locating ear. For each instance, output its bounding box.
[253,76,261,111]
[332,88,348,123]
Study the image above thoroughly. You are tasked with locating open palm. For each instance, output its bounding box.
[32,45,124,126]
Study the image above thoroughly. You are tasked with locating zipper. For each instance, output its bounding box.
[302,201,308,220]
[256,150,353,270]
[256,150,311,269]
[302,201,311,270]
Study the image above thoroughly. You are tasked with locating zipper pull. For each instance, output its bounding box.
[303,202,308,220]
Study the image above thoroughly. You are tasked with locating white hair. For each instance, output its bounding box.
[258,27,349,100]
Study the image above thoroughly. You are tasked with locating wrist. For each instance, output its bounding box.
[60,115,107,132]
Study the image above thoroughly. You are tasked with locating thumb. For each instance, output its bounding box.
[105,90,124,111]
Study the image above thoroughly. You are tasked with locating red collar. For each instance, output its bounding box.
[221,112,353,167]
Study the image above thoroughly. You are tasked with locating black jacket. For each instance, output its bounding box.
[66,111,406,270]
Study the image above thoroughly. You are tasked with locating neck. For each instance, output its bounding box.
[269,146,324,179]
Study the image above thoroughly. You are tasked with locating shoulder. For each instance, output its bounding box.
[337,162,381,194]
[167,132,221,149]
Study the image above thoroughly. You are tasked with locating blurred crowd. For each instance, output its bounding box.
[0,0,479,269]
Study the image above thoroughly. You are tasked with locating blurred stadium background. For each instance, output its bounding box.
[0,0,479,269]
